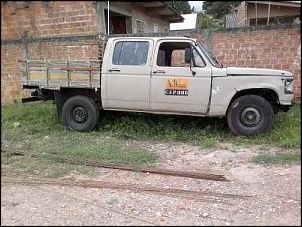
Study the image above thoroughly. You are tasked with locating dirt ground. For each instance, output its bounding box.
[1,142,301,226]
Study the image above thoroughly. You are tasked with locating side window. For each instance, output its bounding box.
[156,42,205,67]
[112,41,149,65]
[192,48,206,67]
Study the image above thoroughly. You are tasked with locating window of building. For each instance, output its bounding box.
[136,20,144,33]
[112,41,149,65]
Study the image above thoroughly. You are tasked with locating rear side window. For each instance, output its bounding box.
[112,41,149,65]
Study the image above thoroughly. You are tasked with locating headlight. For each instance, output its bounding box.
[284,78,293,94]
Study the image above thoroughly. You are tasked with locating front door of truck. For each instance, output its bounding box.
[150,40,212,114]
[103,38,153,111]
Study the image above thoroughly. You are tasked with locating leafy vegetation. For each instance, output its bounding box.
[196,1,242,29]
[202,1,241,19]
[197,14,224,29]
[165,1,193,14]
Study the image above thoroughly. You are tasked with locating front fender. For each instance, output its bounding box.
[208,77,283,116]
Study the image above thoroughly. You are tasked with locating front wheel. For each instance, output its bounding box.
[227,95,274,136]
[62,95,99,132]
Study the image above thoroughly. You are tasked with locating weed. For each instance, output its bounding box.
[106,196,118,205]
[252,151,301,165]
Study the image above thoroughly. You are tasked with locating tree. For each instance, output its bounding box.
[197,13,224,29]
[202,1,241,19]
[165,1,193,14]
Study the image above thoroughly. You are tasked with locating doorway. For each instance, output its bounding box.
[104,10,132,34]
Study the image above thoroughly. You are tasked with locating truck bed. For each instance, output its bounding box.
[19,60,101,89]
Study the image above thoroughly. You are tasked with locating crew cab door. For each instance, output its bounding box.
[102,38,153,111]
[150,40,212,114]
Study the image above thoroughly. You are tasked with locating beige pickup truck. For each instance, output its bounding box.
[20,36,294,136]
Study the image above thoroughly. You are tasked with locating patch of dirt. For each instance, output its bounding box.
[1,142,301,226]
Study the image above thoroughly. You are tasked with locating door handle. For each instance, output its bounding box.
[109,68,120,72]
[153,70,165,74]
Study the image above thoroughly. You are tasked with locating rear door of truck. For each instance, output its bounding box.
[150,39,212,114]
[102,38,153,111]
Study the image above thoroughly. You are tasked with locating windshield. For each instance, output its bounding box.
[195,41,222,68]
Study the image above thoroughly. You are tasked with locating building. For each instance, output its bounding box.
[170,13,197,31]
[104,1,184,34]
[226,1,301,28]
[1,1,183,39]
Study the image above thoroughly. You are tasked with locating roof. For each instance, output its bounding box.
[169,13,197,31]
[136,2,184,23]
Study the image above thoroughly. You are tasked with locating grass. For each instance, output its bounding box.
[252,151,301,165]
[1,101,301,177]
[1,101,158,177]
[100,102,301,148]
[99,110,224,147]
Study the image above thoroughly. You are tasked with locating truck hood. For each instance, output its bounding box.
[226,67,292,77]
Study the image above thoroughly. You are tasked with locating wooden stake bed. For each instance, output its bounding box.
[19,60,101,89]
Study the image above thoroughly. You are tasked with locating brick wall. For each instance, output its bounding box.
[1,35,102,104]
[28,39,100,61]
[212,26,301,98]
[1,1,97,40]
[1,45,23,104]
[1,1,101,104]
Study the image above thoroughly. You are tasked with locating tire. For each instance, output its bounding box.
[62,95,99,132]
[227,95,274,137]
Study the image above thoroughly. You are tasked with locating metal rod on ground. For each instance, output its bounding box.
[1,148,229,182]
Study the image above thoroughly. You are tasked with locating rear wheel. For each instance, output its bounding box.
[62,95,99,132]
[227,95,274,136]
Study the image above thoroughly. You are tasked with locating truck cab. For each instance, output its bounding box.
[20,36,294,136]
[101,37,213,114]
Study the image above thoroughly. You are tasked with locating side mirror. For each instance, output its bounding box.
[184,47,192,63]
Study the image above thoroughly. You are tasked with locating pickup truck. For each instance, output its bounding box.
[19,36,294,136]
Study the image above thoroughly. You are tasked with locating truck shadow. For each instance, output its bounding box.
[98,111,231,143]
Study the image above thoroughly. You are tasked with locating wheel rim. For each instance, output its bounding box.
[240,107,261,127]
[72,106,88,123]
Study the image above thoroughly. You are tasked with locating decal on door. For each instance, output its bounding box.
[165,78,188,96]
